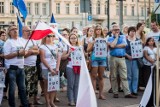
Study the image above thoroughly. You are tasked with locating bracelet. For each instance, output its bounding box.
[17,50,19,56]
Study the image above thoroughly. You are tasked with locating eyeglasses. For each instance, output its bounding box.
[96,28,102,31]
[47,35,54,38]
[1,34,6,36]
[113,29,120,31]
[24,30,31,32]
[10,28,18,31]
[70,38,77,40]
[62,34,68,36]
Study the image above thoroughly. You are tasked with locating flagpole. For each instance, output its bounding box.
[156,41,160,107]
[24,21,40,50]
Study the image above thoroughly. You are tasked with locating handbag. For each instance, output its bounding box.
[137,58,144,68]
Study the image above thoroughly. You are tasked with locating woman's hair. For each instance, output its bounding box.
[86,27,92,37]
[62,28,70,34]
[136,22,145,43]
[128,26,136,35]
[94,24,104,38]
[69,33,79,46]
[41,34,54,45]
[145,37,156,47]
[122,24,128,34]
[71,27,78,32]
[0,30,6,36]
[41,36,47,45]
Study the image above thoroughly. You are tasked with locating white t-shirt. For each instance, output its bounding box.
[21,38,37,66]
[143,46,157,66]
[40,44,58,69]
[147,31,160,42]
[4,38,25,69]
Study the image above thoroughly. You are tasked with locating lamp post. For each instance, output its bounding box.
[119,0,123,30]
[107,0,110,29]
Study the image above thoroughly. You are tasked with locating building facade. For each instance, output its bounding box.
[0,0,155,30]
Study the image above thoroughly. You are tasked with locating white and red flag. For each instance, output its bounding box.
[30,21,75,49]
[30,21,52,40]
[76,51,97,107]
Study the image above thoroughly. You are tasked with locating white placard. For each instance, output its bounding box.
[0,88,3,105]
[48,73,60,92]
[130,40,143,58]
[0,68,5,88]
[94,38,107,57]
[71,47,82,66]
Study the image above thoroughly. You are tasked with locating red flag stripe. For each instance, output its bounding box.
[30,29,52,40]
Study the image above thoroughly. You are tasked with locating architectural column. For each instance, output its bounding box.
[4,0,10,15]
[39,2,42,15]
[101,2,105,15]
[31,2,35,15]
[92,2,96,15]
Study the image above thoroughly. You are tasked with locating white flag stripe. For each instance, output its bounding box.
[35,21,51,30]
[139,66,154,107]
[76,50,97,107]
[50,27,75,49]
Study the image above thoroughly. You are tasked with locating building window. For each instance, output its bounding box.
[124,6,127,16]
[27,22,31,28]
[35,3,39,15]
[131,6,134,16]
[75,4,79,15]
[0,2,4,14]
[89,2,92,14]
[66,3,70,14]
[27,3,31,15]
[42,3,47,15]
[0,21,4,24]
[56,3,60,14]
[141,7,144,16]
[116,5,119,15]
[10,2,14,14]
[96,1,100,14]
[105,1,107,15]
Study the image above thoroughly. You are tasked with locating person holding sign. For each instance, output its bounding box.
[40,34,61,107]
[65,33,81,106]
[125,26,140,96]
[108,24,137,98]
[87,25,107,100]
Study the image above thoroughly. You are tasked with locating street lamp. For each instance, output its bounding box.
[107,0,110,29]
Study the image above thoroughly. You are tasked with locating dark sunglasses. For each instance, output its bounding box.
[47,35,54,37]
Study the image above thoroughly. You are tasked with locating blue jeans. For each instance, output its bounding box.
[126,59,139,93]
[91,60,106,67]
[66,67,79,103]
[8,67,28,107]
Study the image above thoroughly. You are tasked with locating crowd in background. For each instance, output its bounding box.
[0,20,160,107]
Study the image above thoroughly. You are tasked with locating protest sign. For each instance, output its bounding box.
[130,40,143,58]
[71,47,82,66]
[48,73,60,92]
[0,68,5,105]
[94,38,107,57]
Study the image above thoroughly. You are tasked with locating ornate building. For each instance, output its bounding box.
[0,0,155,30]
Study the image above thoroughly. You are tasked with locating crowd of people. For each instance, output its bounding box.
[0,20,160,107]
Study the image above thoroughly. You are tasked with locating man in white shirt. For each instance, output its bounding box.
[22,26,41,106]
[147,21,160,42]
[3,25,28,107]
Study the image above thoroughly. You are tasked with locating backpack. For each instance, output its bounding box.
[59,45,69,78]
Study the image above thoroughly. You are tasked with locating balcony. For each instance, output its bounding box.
[92,15,107,21]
